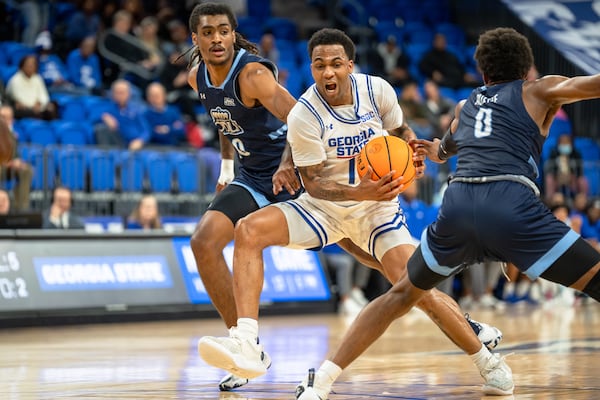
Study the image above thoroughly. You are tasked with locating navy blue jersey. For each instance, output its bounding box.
[453,80,545,181]
[196,49,291,201]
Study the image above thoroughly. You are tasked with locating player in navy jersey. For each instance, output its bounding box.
[186,2,301,391]
[290,27,600,399]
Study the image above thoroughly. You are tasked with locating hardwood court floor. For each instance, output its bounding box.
[1,302,599,399]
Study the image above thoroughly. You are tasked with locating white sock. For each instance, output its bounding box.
[316,360,342,388]
[236,318,259,342]
[470,344,492,371]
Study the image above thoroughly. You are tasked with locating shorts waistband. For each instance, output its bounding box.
[448,174,540,197]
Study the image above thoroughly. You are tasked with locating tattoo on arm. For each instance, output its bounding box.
[299,164,355,201]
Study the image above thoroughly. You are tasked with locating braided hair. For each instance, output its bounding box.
[186,2,258,68]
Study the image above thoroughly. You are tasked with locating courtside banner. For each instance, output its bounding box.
[0,238,189,312]
[172,237,331,304]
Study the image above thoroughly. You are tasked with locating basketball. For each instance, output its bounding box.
[0,116,15,165]
[356,135,416,190]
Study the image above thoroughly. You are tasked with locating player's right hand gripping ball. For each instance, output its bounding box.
[356,135,416,191]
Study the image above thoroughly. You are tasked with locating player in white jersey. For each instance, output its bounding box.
[197,28,513,397]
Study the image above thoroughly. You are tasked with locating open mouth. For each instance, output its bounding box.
[325,83,337,92]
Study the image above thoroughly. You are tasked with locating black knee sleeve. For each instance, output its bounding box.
[407,245,449,290]
[540,237,600,287]
[583,270,600,302]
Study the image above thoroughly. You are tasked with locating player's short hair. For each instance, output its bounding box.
[474,27,534,83]
[308,28,356,61]
[188,2,237,33]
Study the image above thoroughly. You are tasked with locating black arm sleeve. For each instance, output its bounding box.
[437,126,458,161]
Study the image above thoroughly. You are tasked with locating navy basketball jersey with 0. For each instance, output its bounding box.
[195,49,293,202]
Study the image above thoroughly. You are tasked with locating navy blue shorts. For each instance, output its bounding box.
[420,180,576,280]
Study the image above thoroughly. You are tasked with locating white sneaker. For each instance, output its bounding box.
[465,313,503,350]
[350,287,368,306]
[218,350,271,391]
[295,369,329,400]
[479,294,507,310]
[338,297,363,316]
[480,353,514,395]
[198,328,267,380]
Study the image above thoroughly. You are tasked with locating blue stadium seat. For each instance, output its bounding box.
[144,151,174,193]
[60,97,87,122]
[23,146,56,190]
[574,137,600,162]
[436,23,466,47]
[19,119,57,146]
[51,120,90,145]
[584,161,600,197]
[263,17,298,41]
[83,96,114,124]
[0,65,18,85]
[170,151,201,194]
[57,147,87,191]
[119,151,145,192]
[88,149,117,191]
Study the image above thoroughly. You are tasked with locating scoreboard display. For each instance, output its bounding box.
[0,232,331,316]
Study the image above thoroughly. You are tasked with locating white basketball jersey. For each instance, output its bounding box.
[287,73,404,207]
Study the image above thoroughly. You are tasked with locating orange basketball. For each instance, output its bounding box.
[356,135,416,191]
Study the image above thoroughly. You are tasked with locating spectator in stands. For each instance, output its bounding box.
[66,35,104,95]
[258,32,289,87]
[418,32,480,89]
[369,35,412,88]
[572,192,600,249]
[5,54,58,120]
[98,10,157,85]
[65,0,101,49]
[398,80,433,139]
[0,189,10,215]
[422,79,455,139]
[0,105,33,211]
[127,194,162,230]
[42,186,85,229]
[159,19,197,121]
[133,16,166,90]
[144,82,186,146]
[94,79,150,151]
[34,31,82,95]
[544,133,589,201]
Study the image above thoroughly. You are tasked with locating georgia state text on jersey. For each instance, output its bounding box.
[286,73,404,199]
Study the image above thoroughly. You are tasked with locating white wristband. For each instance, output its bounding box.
[217,159,235,185]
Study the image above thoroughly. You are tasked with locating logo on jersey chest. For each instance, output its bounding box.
[210,106,243,135]
[327,127,376,158]
[224,97,235,106]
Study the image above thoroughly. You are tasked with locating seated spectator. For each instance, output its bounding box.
[369,35,412,88]
[98,10,160,85]
[127,194,162,230]
[5,54,58,120]
[66,36,104,95]
[0,105,33,211]
[133,16,166,89]
[398,80,433,139]
[145,82,186,146]
[42,186,85,229]
[0,189,10,215]
[572,192,600,248]
[543,133,589,201]
[422,79,455,139]
[94,79,150,151]
[35,30,87,95]
[159,19,206,147]
[418,32,480,89]
[65,0,101,49]
[258,32,289,85]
